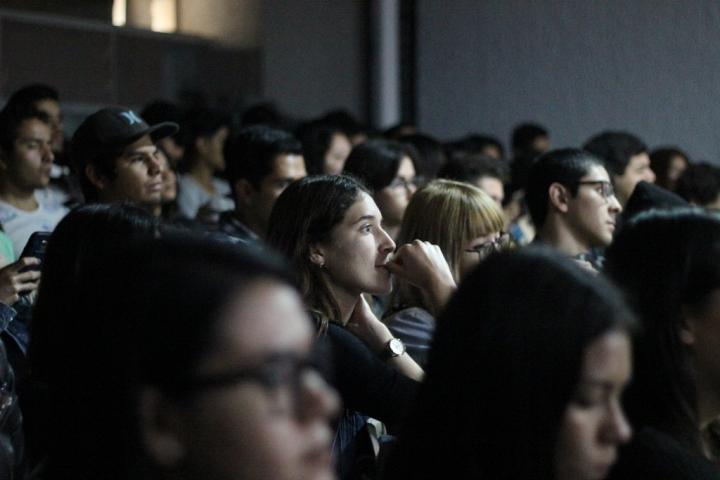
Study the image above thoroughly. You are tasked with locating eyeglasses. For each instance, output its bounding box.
[166,350,327,418]
[576,180,616,200]
[389,177,416,191]
[465,232,512,259]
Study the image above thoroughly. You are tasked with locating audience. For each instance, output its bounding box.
[0,106,68,257]
[343,139,418,241]
[6,71,720,480]
[220,125,306,245]
[384,179,506,366]
[584,131,655,207]
[526,148,621,271]
[384,248,634,479]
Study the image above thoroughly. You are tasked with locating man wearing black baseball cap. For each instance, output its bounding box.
[71,107,178,209]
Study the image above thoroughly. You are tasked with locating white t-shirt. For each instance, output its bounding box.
[0,189,69,257]
[176,174,234,222]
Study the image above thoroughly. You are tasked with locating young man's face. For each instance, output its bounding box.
[565,165,622,250]
[3,118,54,191]
[249,153,307,234]
[101,135,163,206]
[613,152,655,206]
[34,98,64,153]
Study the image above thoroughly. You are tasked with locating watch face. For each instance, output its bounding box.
[389,338,405,356]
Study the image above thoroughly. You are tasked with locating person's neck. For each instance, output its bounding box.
[539,216,591,258]
[326,281,359,325]
[233,209,264,238]
[0,182,38,211]
[189,161,216,193]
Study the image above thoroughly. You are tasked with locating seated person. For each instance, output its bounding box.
[675,162,720,210]
[296,120,352,175]
[584,131,655,207]
[438,153,508,207]
[175,108,233,223]
[219,125,306,245]
[343,139,418,241]
[0,106,68,257]
[71,107,178,215]
[384,179,506,366]
[526,148,622,271]
[650,146,690,192]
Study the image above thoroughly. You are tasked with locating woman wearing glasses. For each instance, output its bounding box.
[384,179,507,366]
[342,138,418,241]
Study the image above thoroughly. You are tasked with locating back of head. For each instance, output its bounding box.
[511,122,548,157]
[295,120,346,175]
[225,124,303,191]
[398,133,447,180]
[438,153,508,186]
[343,138,407,191]
[583,131,647,177]
[525,148,603,228]
[5,84,59,114]
[604,208,720,447]
[650,147,690,190]
[266,175,368,325]
[675,162,720,207]
[388,248,634,478]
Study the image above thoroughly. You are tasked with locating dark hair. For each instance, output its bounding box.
[0,107,51,155]
[444,134,504,160]
[320,109,366,139]
[438,153,508,185]
[266,175,369,332]
[141,100,184,143]
[511,123,548,153]
[35,228,294,479]
[241,102,283,128]
[650,147,690,191]
[675,162,720,207]
[583,131,647,177]
[343,138,411,191]
[224,125,303,192]
[296,120,348,175]
[604,209,720,450]
[399,133,447,181]
[525,148,604,228]
[387,248,635,478]
[179,107,228,168]
[5,84,59,113]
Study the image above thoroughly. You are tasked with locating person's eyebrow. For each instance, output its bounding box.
[352,214,378,225]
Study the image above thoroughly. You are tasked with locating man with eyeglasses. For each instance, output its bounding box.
[525,148,622,271]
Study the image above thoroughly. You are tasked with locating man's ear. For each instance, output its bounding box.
[548,182,570,213]
[309,244,326,269]
[85,164,108,191]
[233,179,255,207]
[139,387,187,469]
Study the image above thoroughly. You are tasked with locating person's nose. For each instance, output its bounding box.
[602,400,632,445]
[645,168,657,184]
[147,152,162,176]
[295,370,340,422]
[608,194,622,214]
[42,143,54,163]
[378,226,396,254]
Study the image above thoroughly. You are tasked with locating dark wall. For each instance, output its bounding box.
[417,0,720,160]
[0,0,111,21]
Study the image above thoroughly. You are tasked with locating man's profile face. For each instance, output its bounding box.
[4,118,54,191]
[103,135,163,206]
[565,165,622,249]
[251,153,307,232]
[476,176,504,207]
[613,152,655,206]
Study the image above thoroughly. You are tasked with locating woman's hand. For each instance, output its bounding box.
[0,257,41,306]
[385,240,457,314]
[346,295,394,353]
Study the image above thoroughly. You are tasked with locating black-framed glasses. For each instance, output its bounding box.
[165,351,325,417]
[465,232,512,259]
[576,180,616,200]
[389,177,416,191]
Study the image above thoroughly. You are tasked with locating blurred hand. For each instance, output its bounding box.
[0,257,41,306]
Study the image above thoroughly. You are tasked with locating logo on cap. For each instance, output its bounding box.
[120,111,143,125]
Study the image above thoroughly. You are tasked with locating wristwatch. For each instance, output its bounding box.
[381,338,406,360]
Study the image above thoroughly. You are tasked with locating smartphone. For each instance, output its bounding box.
[19,231,51,273]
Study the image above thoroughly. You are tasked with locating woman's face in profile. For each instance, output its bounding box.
[374,156,417,229]
[145,280,340,480]
[555,329,632,480]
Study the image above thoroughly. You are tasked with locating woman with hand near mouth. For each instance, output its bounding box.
[267,174,455,479]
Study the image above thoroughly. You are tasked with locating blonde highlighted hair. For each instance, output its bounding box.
[391,179,505,311]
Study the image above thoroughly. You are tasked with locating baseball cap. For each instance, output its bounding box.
[71,106,178,171]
